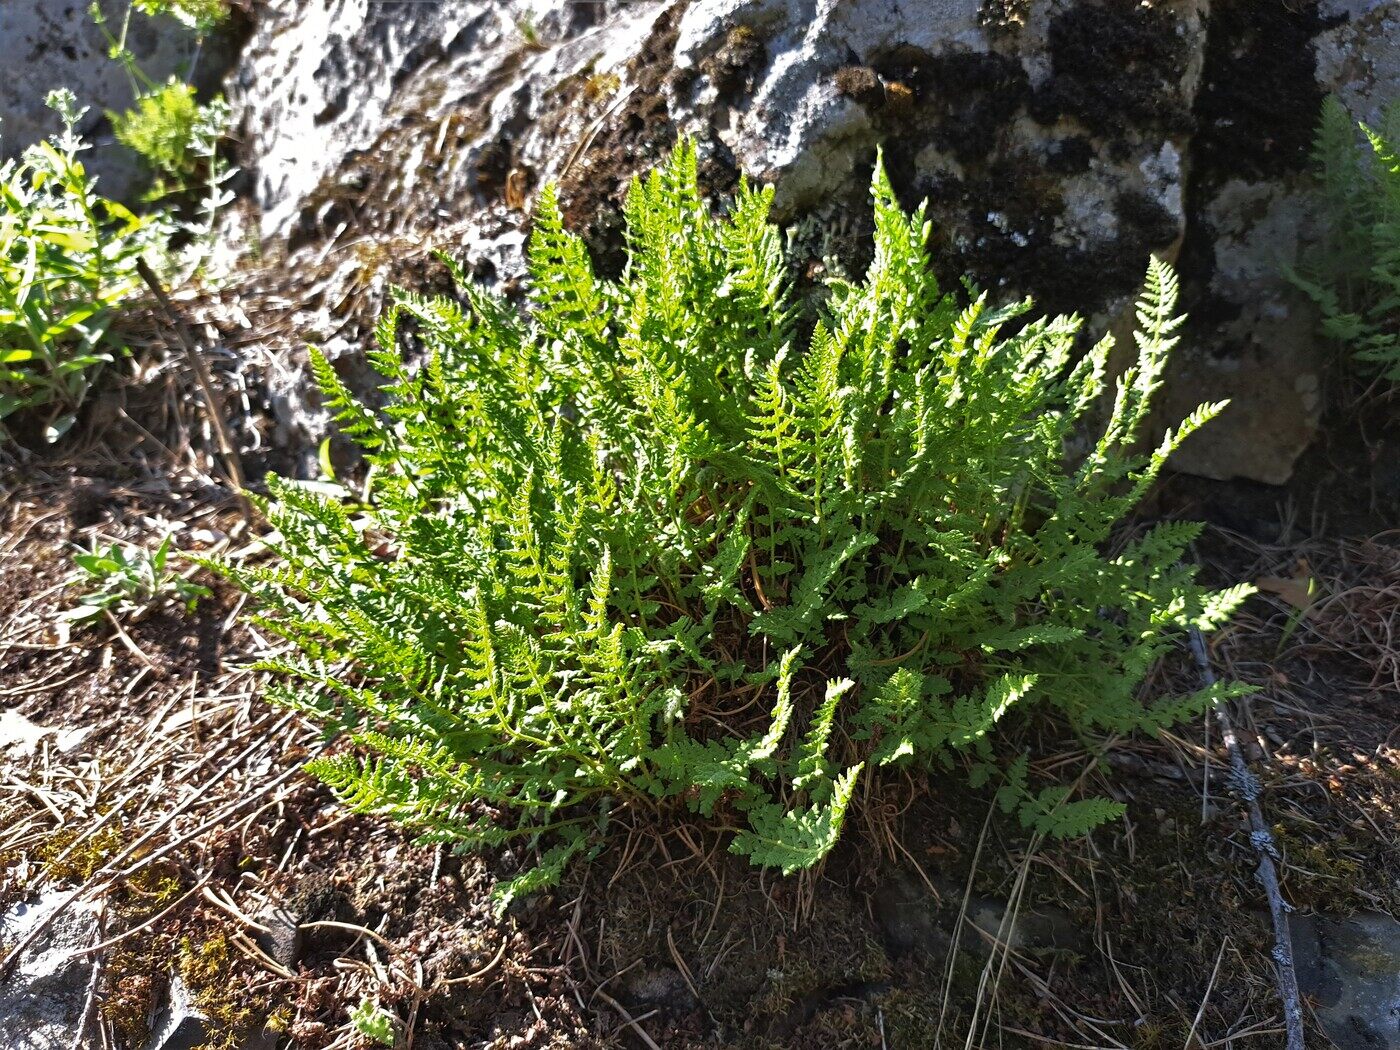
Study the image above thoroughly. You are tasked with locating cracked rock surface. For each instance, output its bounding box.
[6,0,1400,482]
[0,893,102,1050]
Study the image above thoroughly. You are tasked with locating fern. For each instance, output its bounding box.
[221,142,1247,902]
[1292,96,1400,380]
[729,764,863,875]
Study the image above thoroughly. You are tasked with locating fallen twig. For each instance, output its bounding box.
[69,905,105,1050]
[1189,628,1304,1050]
[592,986,662,1050]
[102,608,156,670]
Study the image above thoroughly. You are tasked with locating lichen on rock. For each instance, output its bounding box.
[214,0,1400,484]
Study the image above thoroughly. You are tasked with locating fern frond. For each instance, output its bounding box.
[729,764,862,874]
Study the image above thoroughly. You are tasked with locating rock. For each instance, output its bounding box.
[230,0,667,242]
[1315,0,1400,127]
[222,0,672,458]
[872,871,951,959]
[1158,181,1325,486]
[1291,911,1400,1050]
[142,975,277,1050]
[144,976,210,1050]
[0,0,241,201]
[1160,0,1391,485]
[872,870,1087,962]
[255,904,302,972]
[671,0,1202,307]
[0,893,103,1050]
[616,964,699,1014]
[144,975,277,1050]
[223,0,1400,484]
[0,709,91,758]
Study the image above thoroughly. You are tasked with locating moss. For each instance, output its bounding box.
[1044,135,1095,174]
[1131,1019,1183,1049]
[833,65,882,108]
[124,862,184,908]
[1192,0,1338,182]
[472,136,513,198]
[883,81,916,118]
[1029,0,1195,138]
[557,4,721,277]
[102,965,161,1046]
[918,50,1031,163]
[701,24,766,97]
[728,892,892,1041]
[266,1006,293,1034]
[1272,828,1367,910]
[40,824,124,883]
[583,71,622,101]
[89,859,189,1044]
[0,849,24,912]
[178,934,258,1048]
[873,950,1026,1046]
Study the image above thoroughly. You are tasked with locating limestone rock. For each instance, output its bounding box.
[1292,911,1400,1050]
[671,0,1203,315]
[872,870,1087,962]
[222,0,1400,484]
[225,0,669,455]
[1159,182,1325,485]
[0,893,103,1050]
[1316,0,1400,127]
[231,0,667,242]
[144,976,211,1050]
[143,974,277,1050]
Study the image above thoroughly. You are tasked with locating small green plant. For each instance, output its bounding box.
[94,0,235,271]
[515,15,546,51]
[1291,96,1400,381]
[130,0,229,32]
[112,84,233,271]
[349,998,396,1047]
[63,535,209,625]
[221,142,1249,905]
[0,90,171,440]
[110,79,204,188]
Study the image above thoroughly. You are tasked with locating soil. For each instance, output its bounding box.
[2,435,1396,1050]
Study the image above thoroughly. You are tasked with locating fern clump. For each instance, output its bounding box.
[223,143,1250,904]
[1291,96,1400,380]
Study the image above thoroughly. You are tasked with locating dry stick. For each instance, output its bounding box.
[66,880,209,959]
[102,608,156,669]
[1183,935,1230,1050]
[1189,628,1304,1050]
[593,987,663,1050]
[70,909,105,1050]
[134,258,249,515]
